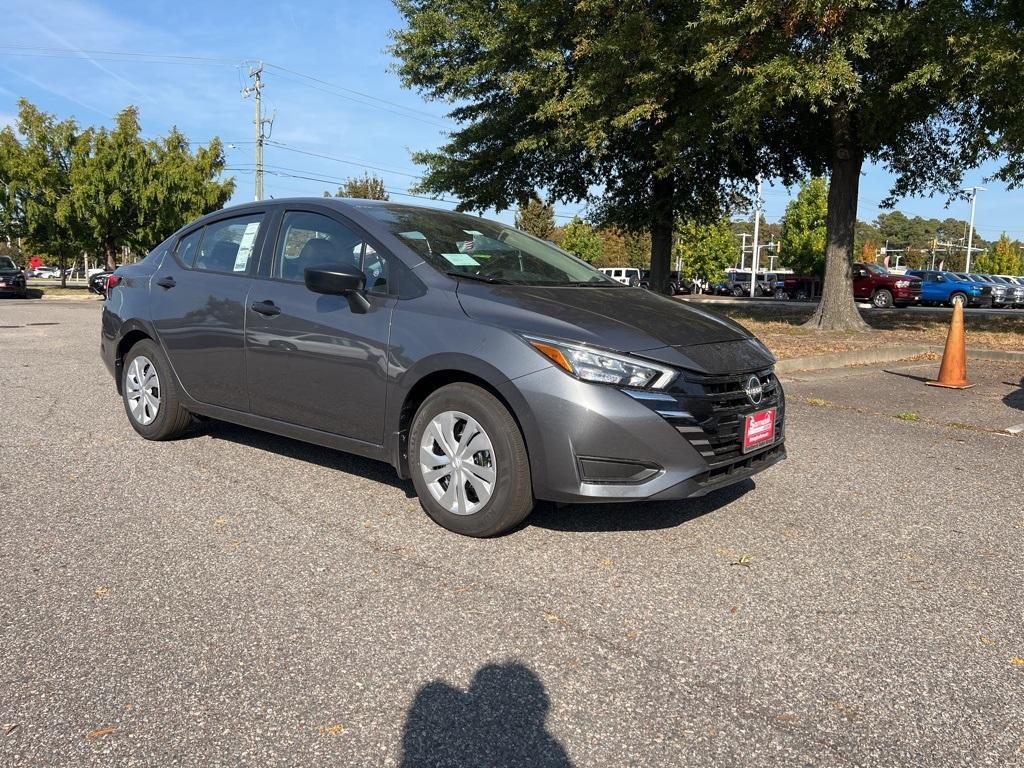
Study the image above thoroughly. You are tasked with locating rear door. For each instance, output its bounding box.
[150,211,268,411]
[851,266,870,299]
[244,207,395,444]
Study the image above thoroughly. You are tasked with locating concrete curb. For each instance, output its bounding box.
[776,345,934,373]
[776,345,1024,374]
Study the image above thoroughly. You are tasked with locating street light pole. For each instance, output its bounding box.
[750,176,762,298]
[962,186,985,273]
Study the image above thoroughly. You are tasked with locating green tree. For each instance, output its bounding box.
[0,99,83,285]
[676,218,735,285]
[337,173,389,200]
[70,106,233,268]
[780,178,828,276]
[390,2,774,295]
[692,1,1024,330]
[514,193,556,240]
[559,217,602,264]
[977,233,1023,276]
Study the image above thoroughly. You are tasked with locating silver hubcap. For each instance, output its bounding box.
[419,410,496,516]
[126,355,160,426]
[952,294,965,305]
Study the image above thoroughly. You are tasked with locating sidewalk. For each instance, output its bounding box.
[780,358,1024,435]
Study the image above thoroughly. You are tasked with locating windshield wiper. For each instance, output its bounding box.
[445,271,514,284]
[565,280,620,287]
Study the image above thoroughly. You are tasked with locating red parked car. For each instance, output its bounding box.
[852,262,922,308]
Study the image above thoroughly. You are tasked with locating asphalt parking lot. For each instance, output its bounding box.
[2,299,1023,767]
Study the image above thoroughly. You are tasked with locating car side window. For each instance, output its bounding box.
[176,228,204,266]
[194,214,264,274]
[275,211,390,292]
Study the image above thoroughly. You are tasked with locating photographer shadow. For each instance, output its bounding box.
[400,662,572,767]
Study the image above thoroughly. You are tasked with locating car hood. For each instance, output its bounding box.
[455,283,775,375]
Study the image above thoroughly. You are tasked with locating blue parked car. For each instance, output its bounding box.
[905,270,994,308]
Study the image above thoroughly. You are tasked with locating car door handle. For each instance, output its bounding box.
[250,300,281,317]
[155,276,176,289]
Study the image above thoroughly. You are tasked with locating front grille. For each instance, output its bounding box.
[660,368,785,469]
[909,282,922,295]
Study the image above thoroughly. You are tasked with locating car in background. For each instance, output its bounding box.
[102,198,785,537]
[724,271,778,297]
[851,262,922,308]
[32,266,60,279]
[951,273,1012,308]
[89,270,114,296]
[638,270,690,295]
[0,256,28,298]
[973,274,1023,308]
[905,270,994,307]
[598,267,641,286]
[993,275,1024,307]
[773,274,820,301]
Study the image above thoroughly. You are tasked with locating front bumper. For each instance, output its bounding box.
[503,365,786,503]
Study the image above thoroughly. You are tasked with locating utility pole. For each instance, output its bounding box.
[962,186,985,273]
[750,176,762,298]
[242,62,274,201]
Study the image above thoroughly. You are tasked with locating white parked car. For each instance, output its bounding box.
[598,267,641,286]
[32,266,60,279]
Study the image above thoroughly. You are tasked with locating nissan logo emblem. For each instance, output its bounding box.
[745,376,763,406]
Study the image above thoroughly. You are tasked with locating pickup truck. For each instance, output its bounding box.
[905,270,994,307]
[852,262,922,308]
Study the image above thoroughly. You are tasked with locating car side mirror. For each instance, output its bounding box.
[304,264,370,313]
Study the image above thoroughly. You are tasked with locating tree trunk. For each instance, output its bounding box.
[804,113,869,332]
[105,242,117,271]
[649,173,675,295]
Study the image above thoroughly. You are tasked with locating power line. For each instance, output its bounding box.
[262,62,452,123]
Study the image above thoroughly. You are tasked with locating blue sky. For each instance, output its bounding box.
[1,0,1021,238]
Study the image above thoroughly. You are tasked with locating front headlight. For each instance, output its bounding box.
[895,280,910,288]
[524,335,676,389]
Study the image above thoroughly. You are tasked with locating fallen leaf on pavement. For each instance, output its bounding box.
[1011,656,1024,666]
[320,723,346,736]
[3,723,19,736]
[87,726,116,739]
[731,555,753,567]
[93,587,110,599]
[214,516,228,527]
[979,636,996,646]
[599,558,614,567]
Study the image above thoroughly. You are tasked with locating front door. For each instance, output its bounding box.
[150,212,267,411]
[244,209,394,444]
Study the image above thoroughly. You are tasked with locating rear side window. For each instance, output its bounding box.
[194,215,264,274]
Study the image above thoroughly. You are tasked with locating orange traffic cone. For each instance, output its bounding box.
[927,301,974,389]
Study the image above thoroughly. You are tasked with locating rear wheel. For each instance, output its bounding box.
[121,339,192,440]
[409,383,533,537]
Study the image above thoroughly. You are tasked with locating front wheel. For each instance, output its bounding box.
[409,383,534,537]
[872,289,893,308]
[949,292,967,307]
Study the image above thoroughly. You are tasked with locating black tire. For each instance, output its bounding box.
[731,285,745,297]
[949,292,967,307]
[120,339,192,440]
[872,289,893,308]
[795,288,810,302]
[409,383,533,537]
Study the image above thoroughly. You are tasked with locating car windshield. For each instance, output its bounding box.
[0,257,16,270]
[358,204,621,286]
